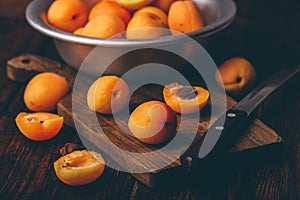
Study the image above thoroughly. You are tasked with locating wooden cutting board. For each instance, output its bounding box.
[7,54,282,189]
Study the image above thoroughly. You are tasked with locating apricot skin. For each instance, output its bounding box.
[168,1,204,33]
[47,0,88,32]
[216,57,256,96]
[24,72,69,112]
[15,112,63,141]
[128,101,177,145]
[87,76,130,114]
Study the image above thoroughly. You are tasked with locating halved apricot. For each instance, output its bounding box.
[163,83,210,114]
[128,101,177,145]
[15,112,63,141]
[54,150,105,186]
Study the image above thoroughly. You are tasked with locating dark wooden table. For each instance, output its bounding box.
[0,0,299,199]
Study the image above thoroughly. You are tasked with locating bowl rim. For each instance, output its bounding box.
[25,0,237,47]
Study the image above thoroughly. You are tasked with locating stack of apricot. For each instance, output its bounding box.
[47,0,205,39]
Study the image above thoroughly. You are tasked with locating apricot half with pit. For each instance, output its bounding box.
[128,101,177,145]
[87,76,130,114]
[15,112,63,141]
[216,57,256,96]
[163,83,210,114]
[54,150,105,186]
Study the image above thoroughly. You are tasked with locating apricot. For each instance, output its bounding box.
[87,76,130,114]
[168,0,204,34]
[47,0,88,32]
[116,0,154,10]
[163,83,210,114]
[82,14,125,39]
[24,72,69,112]
[54,150,105,186]
[89,1,131,25]
[134,6,168,25]
[128,101,177,145]
[126,12,169,39]
[216,57,256,96]
[15,112,63,141]
[73,27,84,35]
[152,0,175,12]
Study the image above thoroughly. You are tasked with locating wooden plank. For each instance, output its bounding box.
[6,54,282,189]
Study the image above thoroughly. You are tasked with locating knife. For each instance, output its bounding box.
[180,65,300,172]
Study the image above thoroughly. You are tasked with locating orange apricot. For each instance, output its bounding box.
[15,112,63,141]
[116,0,154,10]
[216,57,256,96]
[163,83,210,114]
[73,27,84,35]
[24,72,69,112]
[126,12,169,39]
[134,6,168,25]
[47,0,88,32]
[152,0,175,13]
[128,101,177,145]
[54,150,105,186]
[87,75,130,114]
[89,1,131,25]
[168,0,204,34]
[82,14,125,39]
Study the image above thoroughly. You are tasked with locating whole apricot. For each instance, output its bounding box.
[126,12,169,39]
[82,14,125,39]
[89,1,131,25]
[216,57,256,96]
[163,83,210,114]
[87,76,130,114]
[24,72,69,112]
[168,0,204,33]
[54,150,105,186]
[73,27,84,35]
[116,0,154,10]
[134,6,168,25]
[128,101,177,145]
[15,112,63,141]
[47,0,88,32]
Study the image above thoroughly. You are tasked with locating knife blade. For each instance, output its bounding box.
[180,65,300,172]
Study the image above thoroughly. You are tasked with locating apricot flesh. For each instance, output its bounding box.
[54,150,105,186]
[128,101,177,145]
[216,57,256,96]
[15,112,63,141]
[24,72,69,112]
[87,76,130,114]
[163,83,210,114]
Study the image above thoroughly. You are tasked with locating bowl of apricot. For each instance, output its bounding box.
[26,0,236,76]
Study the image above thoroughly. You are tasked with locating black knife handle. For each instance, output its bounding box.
[180,109,249,173]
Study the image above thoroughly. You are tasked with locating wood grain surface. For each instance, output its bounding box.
[0,0,299,199]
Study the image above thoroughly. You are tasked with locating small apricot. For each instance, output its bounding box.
[168,0,204,34]
[87,76,130,114]
[128,101,177,145]
[134,6,168,25]
[82,14,125,39]
[54,150,105,186]
[89,1,131,25]
[126,12,169,39]
[216,57,256,96]
[116,0,154,10]
[47,0,88,32]
[15,112,63,141]
[24,72,69,112]
[163,83,210,114]
[73,27,84,35]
